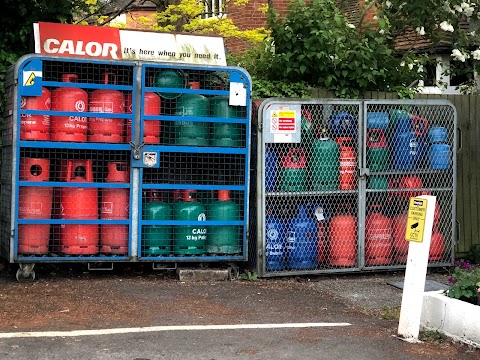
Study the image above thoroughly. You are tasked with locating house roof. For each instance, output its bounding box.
[340,0,472,54]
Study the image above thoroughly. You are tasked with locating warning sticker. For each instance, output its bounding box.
[23,71,42,86]
[405,198,428,243]
[270,110,296,134]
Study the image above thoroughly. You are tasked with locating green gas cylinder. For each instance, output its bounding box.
[142,190,172,256]
[311,132,340,191]
[210,97,244,147]
[207,190,241,254]
[279,148,307,192]
[154,69,185,99]
[173,190,207,255]
[301,110,314,145]
[174,94,209,146]
[368,176,388,190]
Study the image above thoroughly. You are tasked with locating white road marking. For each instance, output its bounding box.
[0,322,351,338]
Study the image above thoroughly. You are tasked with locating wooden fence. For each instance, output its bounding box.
[310,89,480,256]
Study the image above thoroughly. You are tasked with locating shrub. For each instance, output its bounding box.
[446,259,480,306]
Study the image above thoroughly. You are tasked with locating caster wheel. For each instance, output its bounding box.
[227,264,239,280]
[16,269,36,282]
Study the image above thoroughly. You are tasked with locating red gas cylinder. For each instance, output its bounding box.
[329,204,357,267]
[398,175,423,200]
[317,220,327,263]
[336,137,356,190]
[20,87,51,140]
[51,74,88,142]
[60,160,99,255]
[434,203,441,230]
[18,158,53,254]
[88,73,125,143]
[392,212,409,263]
[314,204,328,263]
[100,162,130,254]
[365,205,393,265]
[125,91,161,144]
[429,230,445,261]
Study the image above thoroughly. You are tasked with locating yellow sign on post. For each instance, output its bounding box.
[405,198,428,243]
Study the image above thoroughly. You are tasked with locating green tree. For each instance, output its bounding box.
[78,0,265,44]
[237,0,480,98]
[0,0,90,109]
[259,0,423,98]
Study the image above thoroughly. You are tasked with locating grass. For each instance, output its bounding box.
[380,306,401,320]
[419,329,444,343]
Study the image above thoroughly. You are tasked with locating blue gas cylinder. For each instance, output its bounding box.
[367,112,389,130]
[392,114,427,169]
[265,210,286,271]
[287,205,318,270]
[330,111,356,137]
[429,144,451,169]
[265,146,277,192]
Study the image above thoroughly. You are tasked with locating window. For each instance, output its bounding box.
[422,60,438,87]
[202,0,225,19]
[418,55,478,94]
[450,59,475,86]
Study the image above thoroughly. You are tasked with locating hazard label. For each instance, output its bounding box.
[23,71,42,86]
[20,66,43,97]
[270,110,296,134]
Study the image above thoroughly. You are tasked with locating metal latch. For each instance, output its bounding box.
[130,141,145,160]
[359,167,370,179]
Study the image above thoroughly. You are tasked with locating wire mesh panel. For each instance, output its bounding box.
[2,56,135,262]
[18,150,132,259]
[138,64,251,261]
[1,69,15,259]
[363,101,456,269]
[256,99,456,277]
[258,100,362,276]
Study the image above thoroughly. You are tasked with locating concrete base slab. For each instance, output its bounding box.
[177,268,230,282]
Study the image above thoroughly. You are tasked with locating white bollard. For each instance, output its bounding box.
[397,195,436,342]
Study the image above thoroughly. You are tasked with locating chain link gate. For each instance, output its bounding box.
[255,99,456,277]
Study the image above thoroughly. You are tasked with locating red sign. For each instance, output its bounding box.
[279,116,295,131]
[34,22,122,60]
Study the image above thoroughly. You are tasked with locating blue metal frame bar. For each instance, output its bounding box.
[18,219,129,224]
[143,115,247,124]
[19,142,131,150]
[20,109,133,119]
[142,184,246,191]
[19,182,130,188]
[143,145,247,154]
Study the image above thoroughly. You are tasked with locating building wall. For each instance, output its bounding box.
[114,9,157,30]
[225,0,290,53]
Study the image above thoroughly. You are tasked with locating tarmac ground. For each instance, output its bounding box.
[0,262,479,360]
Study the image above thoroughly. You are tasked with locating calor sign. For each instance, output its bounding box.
[33,22,227,66]
[34,22,121,60]
[43,39,119,59]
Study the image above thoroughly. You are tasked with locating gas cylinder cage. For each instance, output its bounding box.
[1,54,252,276]
[255,98,457,277]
